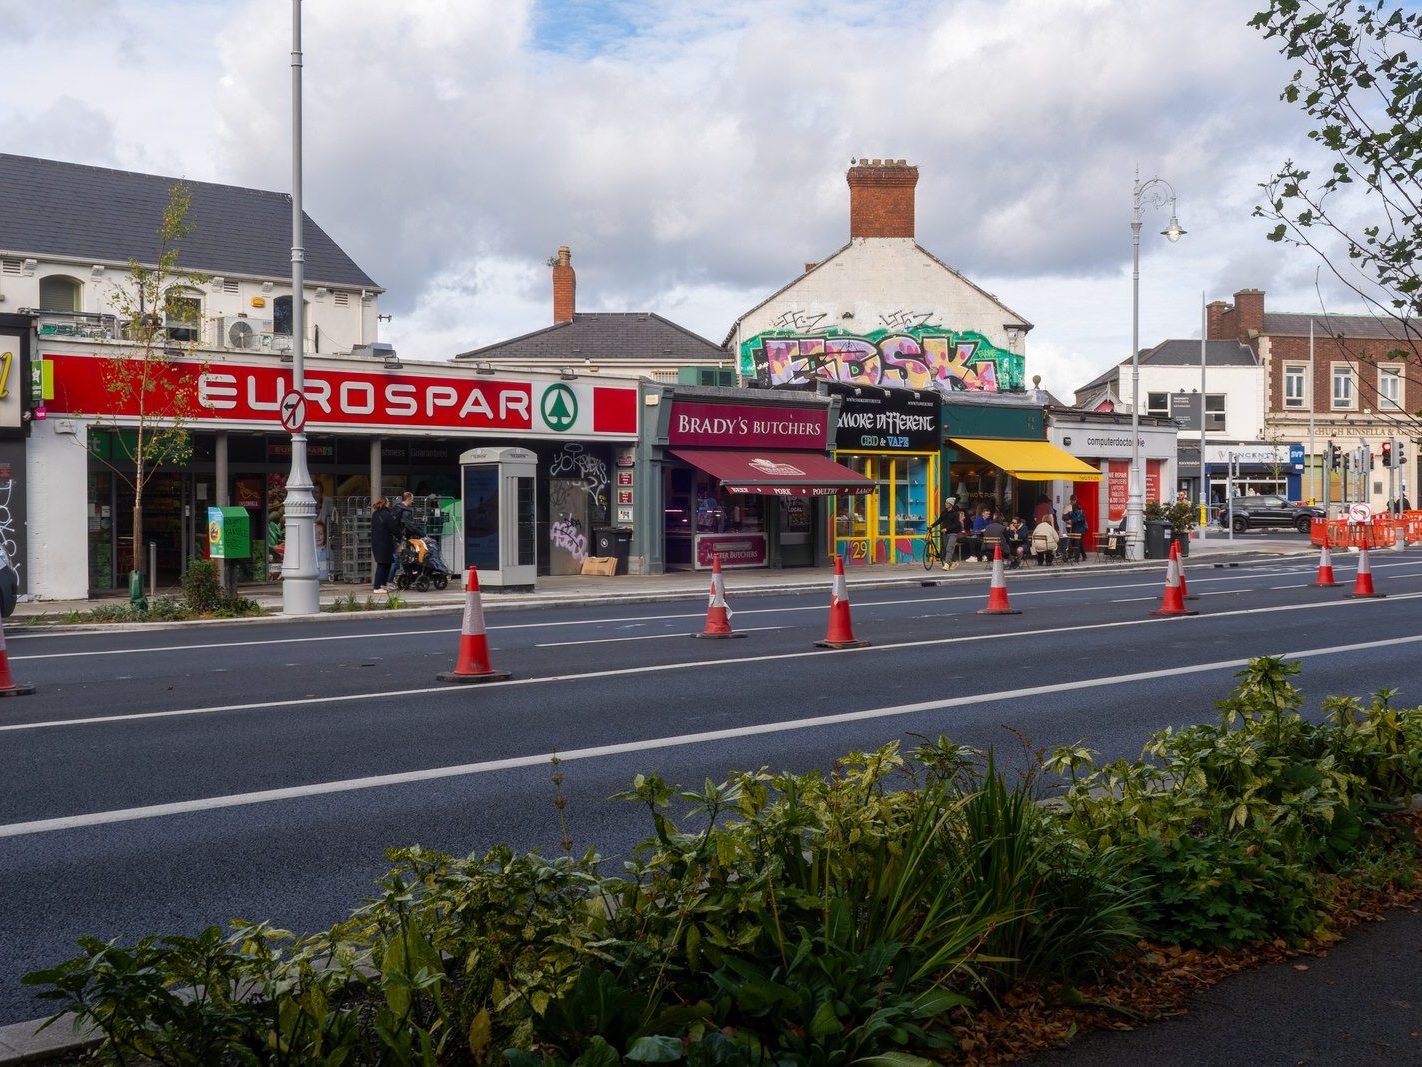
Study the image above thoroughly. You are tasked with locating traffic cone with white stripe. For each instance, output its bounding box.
[693,555,745,639]
[815,555,870,649]
[1177,546,1199,601]
[977,543,1021,615]
[1313,543,1338,587]
[437,567,512,682]
[0,613,33,698]
[1149,540,1198,617]
[1347,539,1385,599]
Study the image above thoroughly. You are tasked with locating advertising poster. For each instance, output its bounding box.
[1106,461,1129,523]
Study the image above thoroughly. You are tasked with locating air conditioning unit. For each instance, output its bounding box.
[227,319,258,350]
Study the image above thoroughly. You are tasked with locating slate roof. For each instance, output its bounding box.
[1263,312,1416,340]
[1075,339,1256,394]
[456,312,725,362]
[0,154,378,288]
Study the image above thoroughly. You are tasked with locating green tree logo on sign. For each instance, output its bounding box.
[540,383,578,432]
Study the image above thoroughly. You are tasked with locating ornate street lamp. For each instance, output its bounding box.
[1127,172,1186,561]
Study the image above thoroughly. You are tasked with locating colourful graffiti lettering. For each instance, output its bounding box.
[740,326,1024,393]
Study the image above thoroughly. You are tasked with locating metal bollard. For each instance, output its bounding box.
[149,542,157,598]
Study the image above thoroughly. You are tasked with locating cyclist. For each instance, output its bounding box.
[927,496,963,570]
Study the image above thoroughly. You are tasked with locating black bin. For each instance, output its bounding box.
[593,527,632,575]
[1144,520,1170,560]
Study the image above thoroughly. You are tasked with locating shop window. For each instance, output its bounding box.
[1146,392,1169,417]
[39,274,82,312]
[1284,365,1306,409]
[165,288,202,342]
[273,295,293,336]
[1205,394,1226,431]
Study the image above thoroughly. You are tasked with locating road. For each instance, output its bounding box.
[2,548,1422,1028]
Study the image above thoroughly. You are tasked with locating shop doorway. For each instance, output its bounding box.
[109,472,198,589]
[548,476,593,575]
[1072,479,1100,550]
[831,454,936,565]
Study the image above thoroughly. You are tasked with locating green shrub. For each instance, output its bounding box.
[180,559,225,613]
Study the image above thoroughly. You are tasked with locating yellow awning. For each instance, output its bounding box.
[949,437,1102,483]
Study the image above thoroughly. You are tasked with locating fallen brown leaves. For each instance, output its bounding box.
[936,812,1422,1065]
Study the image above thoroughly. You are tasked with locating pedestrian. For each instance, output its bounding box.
[1033,493,1055,526]
[370,497,401,592]
[969,507,991,561]
[1405,494,1414,512]
[1063,495,1088,562]
[1031,513,1060,566]
[927,495,963,570]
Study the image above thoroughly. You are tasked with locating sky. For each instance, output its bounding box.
[0,0,1374,398]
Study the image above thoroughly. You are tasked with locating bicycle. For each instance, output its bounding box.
[921,537,945,571]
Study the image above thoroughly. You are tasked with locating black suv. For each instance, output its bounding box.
[1215,495,1324,534]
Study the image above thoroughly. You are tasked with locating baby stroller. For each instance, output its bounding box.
[394,532,452,591]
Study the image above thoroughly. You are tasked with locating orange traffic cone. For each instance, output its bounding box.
[1177,547,1199,601]
[815,555,869,649]
[1313,543,1338,587]
[1347,540,1385,599]
[437,567,512,683]
[977,543,1021,615]
[693,555,745,639]
[1149,541,1198,617]
[0,613,33,698]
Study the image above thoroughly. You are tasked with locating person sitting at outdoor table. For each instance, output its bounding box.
[1031,515,1060,566]
[980,513,1007,563]
[1005,516,1028,568]
[969,507,991,561]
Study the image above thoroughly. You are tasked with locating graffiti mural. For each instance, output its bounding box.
[549,516,588,561]
[0,478,18,582]
[548,443,609,509]
[739,326,1025,394]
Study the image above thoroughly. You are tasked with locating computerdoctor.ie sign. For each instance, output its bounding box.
[43,354,638,439]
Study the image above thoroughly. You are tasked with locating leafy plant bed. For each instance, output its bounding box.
[21,659,1422,1066]
[17,596,268,625]
[323,592,410,612]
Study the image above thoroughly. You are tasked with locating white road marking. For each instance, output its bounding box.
[537,627,784,647]
[6,629,1422,838]
[5,591,1421,736]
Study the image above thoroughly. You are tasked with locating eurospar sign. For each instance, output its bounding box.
[45,354,638,438]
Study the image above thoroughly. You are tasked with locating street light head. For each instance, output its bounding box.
[1162,212,1186,243]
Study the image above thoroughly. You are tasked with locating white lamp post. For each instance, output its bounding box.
[281,0,319,614]
[1127,171,1186,561]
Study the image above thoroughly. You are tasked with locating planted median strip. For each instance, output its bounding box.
[19,657,1422,1065]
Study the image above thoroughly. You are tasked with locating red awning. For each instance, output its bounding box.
[670,449,874,497]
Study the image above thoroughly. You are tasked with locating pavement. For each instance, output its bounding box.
[8,531,1318,626]
[3,537,1418,1065]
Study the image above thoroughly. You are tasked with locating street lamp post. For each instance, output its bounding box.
[1127,171,1186,561]
[281,0,319,615]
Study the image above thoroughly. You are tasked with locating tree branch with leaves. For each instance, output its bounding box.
[85,183,209,604]
[1252,0,1422,432]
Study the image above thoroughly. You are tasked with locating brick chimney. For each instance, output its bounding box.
[552,245,575,324]
[1205,300,1232,341]
[1233,288,1264,340]
[847,158,918,239]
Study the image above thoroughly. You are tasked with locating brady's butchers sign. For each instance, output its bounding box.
[44,354,638,438]
[829,385,939,451]
[666,401,827,449]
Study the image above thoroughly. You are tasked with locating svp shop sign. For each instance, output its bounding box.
[45,355,638,438]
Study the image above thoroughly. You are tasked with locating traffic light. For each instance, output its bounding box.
[1382,440,1394,467]
[1399,440,1408,467]
[1329,441,1340,469]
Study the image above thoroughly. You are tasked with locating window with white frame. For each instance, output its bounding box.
[1379,366,1403,410]
[164,288,202,342]
[1284,365,1307,409]
[39,275,82,312]
[1146,392,1169,417]
[1332,365,1355,409]
[1205,394,1226,431]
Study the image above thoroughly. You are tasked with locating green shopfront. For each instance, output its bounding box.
[939,396,1050,522]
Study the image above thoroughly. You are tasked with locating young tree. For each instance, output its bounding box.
[1252,0,1422,431]
[87,183,208,606]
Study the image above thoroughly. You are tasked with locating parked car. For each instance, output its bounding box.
[1214,495,1324,533]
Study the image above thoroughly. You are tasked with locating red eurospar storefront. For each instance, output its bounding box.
[43,351,639,589]
[652,395,871,570]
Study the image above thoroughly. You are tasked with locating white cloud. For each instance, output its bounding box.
[0,0,1368,395]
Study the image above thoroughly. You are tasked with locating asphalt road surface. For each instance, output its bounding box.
[4,549,1422,1031]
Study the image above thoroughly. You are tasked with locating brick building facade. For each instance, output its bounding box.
[1207,288,1418,508]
